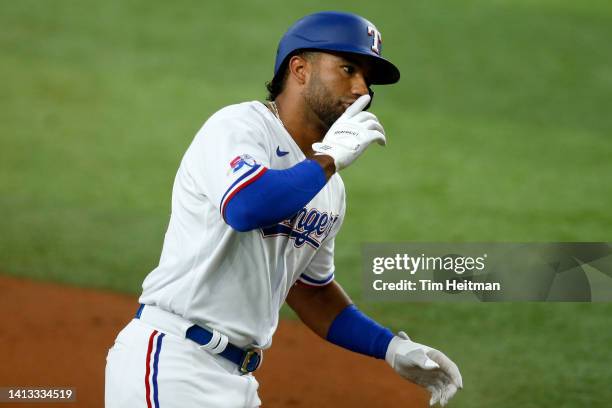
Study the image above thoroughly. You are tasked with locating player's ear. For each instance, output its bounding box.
[288,54,311,85]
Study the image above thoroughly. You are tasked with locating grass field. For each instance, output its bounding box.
[1,1,611,407]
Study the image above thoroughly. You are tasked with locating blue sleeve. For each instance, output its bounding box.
[222,159,327,232]
[326,304,394,359]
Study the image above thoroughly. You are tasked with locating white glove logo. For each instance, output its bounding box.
[312,94,386,171]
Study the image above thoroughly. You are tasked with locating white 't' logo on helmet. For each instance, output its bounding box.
[367,26,382,55]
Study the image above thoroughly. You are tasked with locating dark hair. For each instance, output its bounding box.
[265,70,286,101]
[265,51,316,101]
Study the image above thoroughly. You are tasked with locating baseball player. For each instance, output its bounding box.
[105,11,462,408]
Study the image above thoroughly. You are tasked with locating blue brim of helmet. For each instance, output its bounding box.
[363,54,400,85]
[280,45,400,85]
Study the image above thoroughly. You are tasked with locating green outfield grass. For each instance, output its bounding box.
[1,0,611,407]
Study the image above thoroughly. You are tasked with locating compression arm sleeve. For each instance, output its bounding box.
[222,159,327,232]
[326,304,394,359]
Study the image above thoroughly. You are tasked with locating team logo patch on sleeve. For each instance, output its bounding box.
[229,154,257,174]
[221,155,267,219]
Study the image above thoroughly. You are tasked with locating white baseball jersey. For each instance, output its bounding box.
[139,101,346,349]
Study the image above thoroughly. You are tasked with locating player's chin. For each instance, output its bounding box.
[320,109,342,127]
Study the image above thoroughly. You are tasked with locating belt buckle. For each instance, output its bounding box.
[239,348,262,374]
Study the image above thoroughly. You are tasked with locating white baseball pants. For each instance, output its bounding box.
[105,308,261,408]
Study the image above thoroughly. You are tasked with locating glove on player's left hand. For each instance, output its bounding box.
[312,94,385,171]
[385,331,463,406]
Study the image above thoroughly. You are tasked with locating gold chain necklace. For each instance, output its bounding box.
[268,101,285,129]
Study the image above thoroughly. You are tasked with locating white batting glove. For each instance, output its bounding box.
[312,94,385,171]
[385,331,463,406]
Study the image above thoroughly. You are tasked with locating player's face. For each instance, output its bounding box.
[303,52,373,129]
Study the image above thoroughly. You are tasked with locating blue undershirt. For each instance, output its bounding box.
[224,159,327,232]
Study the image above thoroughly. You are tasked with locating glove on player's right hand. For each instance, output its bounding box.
[385,331,463,406]
[312,94,385,171]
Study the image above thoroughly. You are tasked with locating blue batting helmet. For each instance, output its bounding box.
[274,11,400,85]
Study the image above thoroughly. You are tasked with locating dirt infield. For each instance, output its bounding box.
[0,274,426,407]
